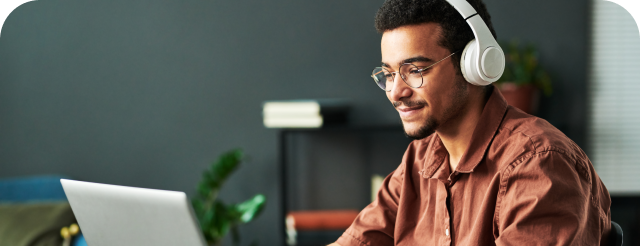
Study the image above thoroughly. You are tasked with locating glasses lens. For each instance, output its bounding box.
[372,67,392,91]
[400,63,423,88]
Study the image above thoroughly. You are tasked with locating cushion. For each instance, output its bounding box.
[0,202,76,246]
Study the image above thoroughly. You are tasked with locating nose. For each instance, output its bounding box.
[388,73,412,102]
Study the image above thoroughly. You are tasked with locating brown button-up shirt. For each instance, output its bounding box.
[336,88,611,246]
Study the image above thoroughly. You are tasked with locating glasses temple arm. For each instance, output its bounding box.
[418,51,458,72]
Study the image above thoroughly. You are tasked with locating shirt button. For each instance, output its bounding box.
[446,229,449,236]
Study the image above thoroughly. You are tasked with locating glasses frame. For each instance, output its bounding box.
[371,52,457,91]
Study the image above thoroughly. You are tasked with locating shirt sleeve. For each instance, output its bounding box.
[335,161,406,246]
[494,149,610,245]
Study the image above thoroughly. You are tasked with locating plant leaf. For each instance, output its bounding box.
[214,201,232,238]
[209,149,243,191]
[192,199,204,218]
[202,208,214,235]
[495,39,553,95]
[197,181,212,199]
[191,149,265,246]
[234,194,266,223]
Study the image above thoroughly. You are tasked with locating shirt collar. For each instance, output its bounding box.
[422,86,509,177]
[456,86,508,172]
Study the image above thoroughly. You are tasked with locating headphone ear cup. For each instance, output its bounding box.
[480,46,505,82]
[460,39,495,86]
[461,39,482,85]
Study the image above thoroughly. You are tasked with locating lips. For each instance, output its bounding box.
[397,105,424,112]
[397,105,425,119]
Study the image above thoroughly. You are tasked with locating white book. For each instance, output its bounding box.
[263,115,323,128]
[263,101,321,117]
[262,99,349,128]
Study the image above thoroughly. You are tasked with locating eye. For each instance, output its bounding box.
[382,71,394,79]
[409,67,424,75]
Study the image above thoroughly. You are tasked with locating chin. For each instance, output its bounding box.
[401,122,419,134]
[402,118,437,140]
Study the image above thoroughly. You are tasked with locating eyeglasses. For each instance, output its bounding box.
[371,52,457,91]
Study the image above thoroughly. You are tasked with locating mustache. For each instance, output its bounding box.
[393,100,427,108]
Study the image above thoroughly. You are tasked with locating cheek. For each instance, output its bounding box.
[421,77,456,112]
[424,91,443,113]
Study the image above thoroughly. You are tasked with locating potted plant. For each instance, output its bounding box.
[495,41,552,115]
[191,149,266,246]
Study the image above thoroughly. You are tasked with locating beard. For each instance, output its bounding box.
[405,116,438,140]
[397,78,469,140]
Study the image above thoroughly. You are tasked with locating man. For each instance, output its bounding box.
[330,0,611,245]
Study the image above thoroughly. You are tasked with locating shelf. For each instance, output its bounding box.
[279,125,410,245]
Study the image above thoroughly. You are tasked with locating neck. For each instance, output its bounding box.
[437,86,490,171]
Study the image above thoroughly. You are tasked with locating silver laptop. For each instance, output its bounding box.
[60,179,207,246]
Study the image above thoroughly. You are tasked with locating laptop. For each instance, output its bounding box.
[60,179,207,246]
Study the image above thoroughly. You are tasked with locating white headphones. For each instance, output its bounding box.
[445,0,505,86]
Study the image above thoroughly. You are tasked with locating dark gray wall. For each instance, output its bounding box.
[0,0,589,244]
[484,0,590,150]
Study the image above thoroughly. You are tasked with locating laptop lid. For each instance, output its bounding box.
[60,179,206,246]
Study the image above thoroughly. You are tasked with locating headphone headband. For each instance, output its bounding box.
[445,0,477,18]
[445,0,505,85]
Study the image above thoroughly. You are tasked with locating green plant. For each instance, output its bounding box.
[192,149,266,246]
[496,40,553,96]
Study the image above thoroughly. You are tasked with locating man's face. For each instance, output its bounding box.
[381,23,469,139]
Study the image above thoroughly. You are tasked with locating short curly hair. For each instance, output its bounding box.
[375,0,497,74]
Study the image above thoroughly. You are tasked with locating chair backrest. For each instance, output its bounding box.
[610,221,623,246]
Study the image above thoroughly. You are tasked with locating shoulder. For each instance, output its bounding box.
[489,107,610,228]
[491,106,587,166]
[490,106,595,190]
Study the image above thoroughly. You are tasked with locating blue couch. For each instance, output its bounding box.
[0,175,87,246]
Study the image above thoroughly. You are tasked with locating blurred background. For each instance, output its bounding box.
[0,0,638,245]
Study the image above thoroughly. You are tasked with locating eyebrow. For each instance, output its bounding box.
[381,56,435,68]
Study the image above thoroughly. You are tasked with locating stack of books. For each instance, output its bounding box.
[263,99,349,128]
[286,210,359,231]
[285,210,360,246]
